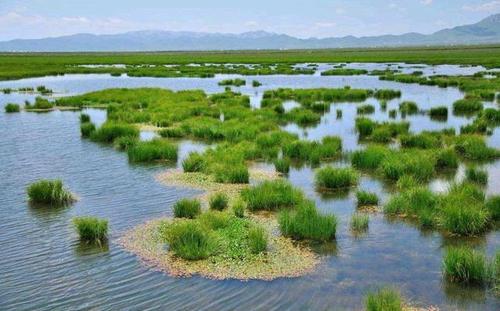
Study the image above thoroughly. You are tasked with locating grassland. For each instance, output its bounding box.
[1,45,500,80]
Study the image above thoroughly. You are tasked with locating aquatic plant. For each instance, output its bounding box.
[218,78,246,86]
[252,80,262,87]
[127,139,178,163]
[351,145,390,170]
[158,127,185,138]
[26,97,54,110]
[274,158,291,174]
[80,113,91,123]
[315,166,359,190]
[356,191,379,206]
[248,226,268,254]
[173,199,201,219]
[27,179,74,205]
[373,89,401,100]
[321,68,367,76]
[114,135,138,150]
[365,288,402,311]
[454,135,499,161]
[209,193,229,211]
[357,104,375,114]
[279,200,337,241]
[388,109,397,118]
[440,183,490,236]
[400,133,441,149]
[182,153,205,173]
[350,213,369,232]
[4,103,20,113]
[233,200,246,218]
[355,117,375,137]
[429,106,448,120]
[398,101,418,114]
[91,122,139,143]
[214,164,249,184]
[164,220,214,260]
[453,98,483,115]
[435,148,459,170]
[443,247,492,285]
[465,166,488,185]
[73,216,108,242]
[80,122,96,138]
[336,109,342,119]
[242,180,303,211]
[485,195,500,221]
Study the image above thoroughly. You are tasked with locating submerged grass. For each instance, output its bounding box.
[443,247,493,286]
[365,288,402,311]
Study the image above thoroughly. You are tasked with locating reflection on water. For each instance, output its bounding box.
[0,64,499,310]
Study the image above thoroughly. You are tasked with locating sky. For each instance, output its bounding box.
[0,0,499,41]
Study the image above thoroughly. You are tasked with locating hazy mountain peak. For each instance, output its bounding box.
[1,14,499,51]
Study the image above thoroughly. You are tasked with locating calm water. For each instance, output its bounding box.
[0,64,499,310]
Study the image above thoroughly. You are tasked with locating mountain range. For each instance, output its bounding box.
[1,14,500,52]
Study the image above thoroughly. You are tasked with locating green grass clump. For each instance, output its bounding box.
[384,187,438,226]
[182,152,206,172]
[400,133,442,149]
[485,196,500,221]
[454,135,499,161]
[173,199,201,219]
[350,213,369,232]
[355,117,375,137]
[465,166,488,185]
[27,179,74,205]
[158,127,185,138]
[274,158,291,174]
[114,135,138,150]
[379,152,435,182]
[356,191,379,206]
[357,104,375,114]
[321,68,367,76]
[252,80,262,87]
[73,217,108,242]
[315,166,359,190]
[80,122,96,138]
[214,164,249,184]
[374,89,401,100]
[351,145,389,170]
[388,109,397,118]
[164,220,214,260]
[218,78,246,86]
[209,193,229,211]
[440,183,490,236]
[5,103,20,113]
[91,122,139,143]
[242,180,303,211]
[248,226,268,254]
[80,113,91,123]
[127,139,178,163]
[443,247,492,285]
[398,101,418,114]
[233,200,246,218]
[279,201,337,241]
[435,148,459,169]
[453,98,483,115]
[365,288,402,311]
[198,211,230,230]
[429,106,448,120]
[30,97,54,110]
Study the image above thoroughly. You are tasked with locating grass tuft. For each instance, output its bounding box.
[27,179,74,205]
[73,216,108,242]
[209,193,229,211]
[242,180,303,211]
[173,199,201,219]
[356,190,379,206]
[315,166,359,190]
[365,288,402,311]
[127,139,178,163]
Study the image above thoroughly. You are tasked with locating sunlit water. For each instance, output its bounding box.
[0,64,499,310]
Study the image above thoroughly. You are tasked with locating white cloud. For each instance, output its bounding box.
[335,8,346,14]
[463,0,500,12]
[244,20,258,27]
[314,22,337,28]
[421,0,433,5]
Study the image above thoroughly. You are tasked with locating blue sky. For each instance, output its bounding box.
[0,0,499,40]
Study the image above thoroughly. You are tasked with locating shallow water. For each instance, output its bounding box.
[0,64,499,310]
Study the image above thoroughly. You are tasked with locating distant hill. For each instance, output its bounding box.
[1,14,500,52]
